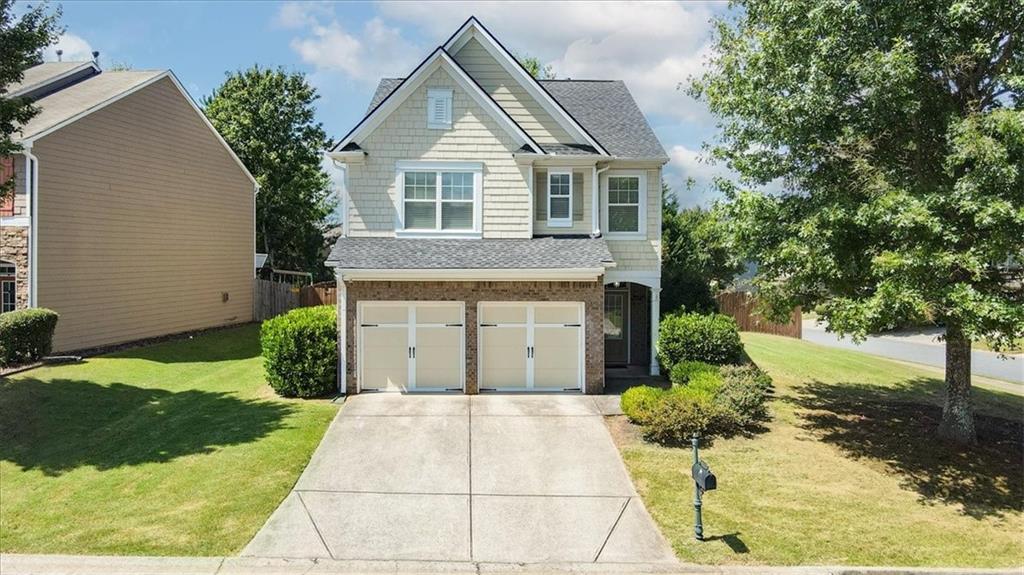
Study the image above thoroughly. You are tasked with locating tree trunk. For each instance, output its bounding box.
[937,322,976,444]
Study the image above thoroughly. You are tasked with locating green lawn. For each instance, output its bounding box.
[0,324,337,556]
[610,332,1023,567]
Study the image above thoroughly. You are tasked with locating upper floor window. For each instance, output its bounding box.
[604,171,646,237]
[397,161,481,236]
[547,170,572,228]
[427,89,453,129]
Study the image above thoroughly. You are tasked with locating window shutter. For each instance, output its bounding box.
[534,169,547,220]
[572,171,584,221]
[0,157,14,217]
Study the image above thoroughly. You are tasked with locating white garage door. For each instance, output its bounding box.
[359,302,464,392]
[478,302,584,392]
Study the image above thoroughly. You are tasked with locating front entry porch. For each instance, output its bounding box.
[603,279,660,376]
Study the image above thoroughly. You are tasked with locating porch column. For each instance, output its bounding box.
[650,286,661,376]
[337,276,347,394]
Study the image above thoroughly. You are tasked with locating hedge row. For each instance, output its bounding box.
[0,308,59,367]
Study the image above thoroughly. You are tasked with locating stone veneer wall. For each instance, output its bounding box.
[344,280,604,394]
[0,226,29,310]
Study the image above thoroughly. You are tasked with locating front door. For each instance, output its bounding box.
[604,288,628,366]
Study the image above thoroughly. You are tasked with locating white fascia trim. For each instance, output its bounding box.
[0,216,30,227]
[326,150,366,165]
[604,270,661,290]
[19,71,258,190]
[333,49,540,154]
[396,160,483,171]
[444,19,610,156]
[394,230,483,239]
[8,61,99,99]
[336,267,606,282]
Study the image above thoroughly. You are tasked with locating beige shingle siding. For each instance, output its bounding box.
[346,66,532,239]
[533,167,593,235]
[452,37,571,146]
[32,76,254,351]
[605,167,661,272]
[9,155,27,216]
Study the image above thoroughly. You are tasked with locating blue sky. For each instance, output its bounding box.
[32,1,734,207]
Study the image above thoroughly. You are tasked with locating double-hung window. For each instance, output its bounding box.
[398,162,481,235]
[604,171,645,236]
[0,261,15,314]
[547,170,572,227]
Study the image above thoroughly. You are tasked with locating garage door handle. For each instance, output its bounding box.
[412,347,416,359]
[564,323,581,327]
[408,347,412,359]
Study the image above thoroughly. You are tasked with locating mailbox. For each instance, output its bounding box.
[691,460,716,492]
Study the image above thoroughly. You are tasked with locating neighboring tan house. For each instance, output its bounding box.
[1,61,257,351]
[326,18,668,395]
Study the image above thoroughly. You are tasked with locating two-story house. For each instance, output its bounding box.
[326,18,667,394]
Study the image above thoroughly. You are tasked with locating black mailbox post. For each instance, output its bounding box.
[690,435,716,541]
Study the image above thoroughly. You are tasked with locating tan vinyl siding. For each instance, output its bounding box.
[605,167,661,272]
[32,76,254,351]
[452,37,571,145]
[346,66,531,239]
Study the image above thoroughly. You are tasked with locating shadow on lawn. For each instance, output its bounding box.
[789,377,1023,519]
[0,376,294,476]
[100,324,262,364]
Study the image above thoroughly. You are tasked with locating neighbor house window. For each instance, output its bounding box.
[0,261,15,314]
[427,89,453,129]
[547,170,572,227]
[398,162,481,234]
[604,171,646,236]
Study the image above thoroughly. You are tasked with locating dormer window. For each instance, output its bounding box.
[427,89,453,129]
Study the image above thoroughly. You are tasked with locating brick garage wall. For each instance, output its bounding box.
[0,226,29,310]
[344,280,604,394]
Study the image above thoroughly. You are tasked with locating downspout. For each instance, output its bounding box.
[593,164,609,237]
[23,145,39,308]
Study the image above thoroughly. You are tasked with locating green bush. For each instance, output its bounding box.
[261,305,338,398]
[669,360,720,387]
[0,308,59,367]
[620,386,664,424]
[642,386,729,445]
[657,311,743,369]
[715,365,773,428]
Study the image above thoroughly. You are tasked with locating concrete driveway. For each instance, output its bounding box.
[242,393,675,566]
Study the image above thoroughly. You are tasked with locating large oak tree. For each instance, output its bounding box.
[693,0,1023,444]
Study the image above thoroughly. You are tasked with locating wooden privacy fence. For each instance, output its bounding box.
[716,291,802,338]
[254,279,338,321]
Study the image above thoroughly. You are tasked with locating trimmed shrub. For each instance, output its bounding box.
[716,365,773,428]
[642,386,729,445]
[657,311,743,369]
[669,360,720,387]
[261,305,338,398]
[620,386,664,424]
[0,308,59,367]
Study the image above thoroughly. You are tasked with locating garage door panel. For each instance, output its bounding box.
[362,305,409,325]
[534,305,581,325]
[361,326,409,391]
[415,326,462,390]
[533,326,580,390]
[480,326,528,389]
[480,305,527,325]
[416,305,463,325]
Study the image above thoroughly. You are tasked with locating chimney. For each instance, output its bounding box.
[56,49,63,62]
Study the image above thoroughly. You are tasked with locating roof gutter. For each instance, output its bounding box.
[333,267,610,282]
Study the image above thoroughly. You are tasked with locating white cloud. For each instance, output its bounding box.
[280,3,421,83]
[376,1,722,122]
[43,33,94,63]
[665,144,733,207]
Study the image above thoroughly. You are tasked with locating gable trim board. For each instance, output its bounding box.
[18,71,258,191]
[331,48,542,155]
[443,17,610,156]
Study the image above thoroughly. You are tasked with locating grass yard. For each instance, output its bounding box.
[0,324,337,556]
[610,332,1023,567]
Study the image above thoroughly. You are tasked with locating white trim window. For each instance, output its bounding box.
[397,161,482,237]
[426,89,453,129]
[0,260,15,314]
[547,169,572,228]
[603,170,646,237]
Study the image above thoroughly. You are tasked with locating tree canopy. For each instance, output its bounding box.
[517,53,555,80]
[203,66,333,279]
[693,0,1023,444]
[0,0,62,201]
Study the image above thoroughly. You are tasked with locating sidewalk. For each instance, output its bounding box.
[801,320,1023,385]
[2,554,1020,575]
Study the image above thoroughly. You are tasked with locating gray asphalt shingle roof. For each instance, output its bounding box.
[364,77,666,160]
[327,236,614,269]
